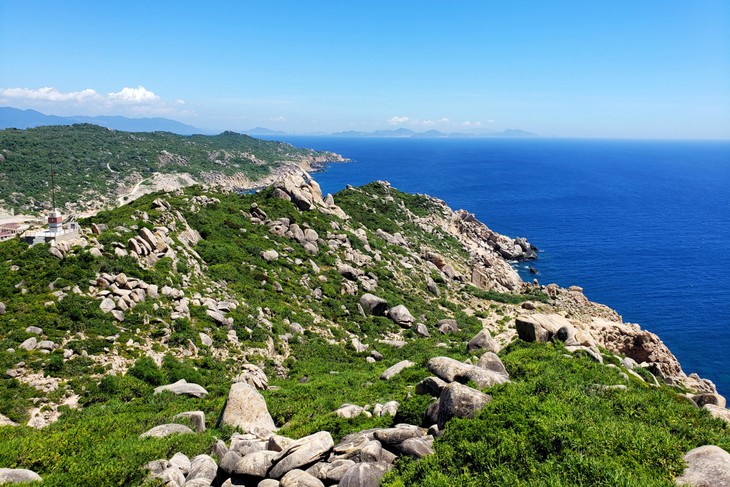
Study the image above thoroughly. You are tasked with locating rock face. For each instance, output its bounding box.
[675,445,730,486]
[219,382,277,433]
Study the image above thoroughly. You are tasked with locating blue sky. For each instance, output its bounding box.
[1,1,728,138]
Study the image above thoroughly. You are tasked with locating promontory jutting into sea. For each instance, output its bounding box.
[275,135,730,398]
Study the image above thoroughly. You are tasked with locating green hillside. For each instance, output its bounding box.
[0,178,726,486]
[0,124,342,214]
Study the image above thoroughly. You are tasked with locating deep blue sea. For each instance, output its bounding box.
[267,136,730,396]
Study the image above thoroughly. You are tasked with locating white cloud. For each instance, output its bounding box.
[0,85,186,118]
[461,121,483,127]
[422,118,449,126]
[387,116,410,125]
[106,85,159,103]
[268,116,287,122]
[0,86,102,103]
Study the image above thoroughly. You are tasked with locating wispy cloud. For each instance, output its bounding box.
[388,115,452,127]
[387,115,410,125]
[0,85,188,117]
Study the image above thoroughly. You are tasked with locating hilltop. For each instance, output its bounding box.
[0,172,727,486]
[0,124,345,216]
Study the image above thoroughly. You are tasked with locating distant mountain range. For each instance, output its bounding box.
[330,128,538,138]
[0,107,537,139]
[0,107,204,135]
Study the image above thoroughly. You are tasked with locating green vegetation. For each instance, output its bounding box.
[0,124,340,213]
[0,177,726,486]
[383,342,730,487]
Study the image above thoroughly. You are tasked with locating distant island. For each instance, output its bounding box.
[330,128,538,138]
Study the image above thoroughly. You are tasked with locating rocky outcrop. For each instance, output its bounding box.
[218,382,277,433]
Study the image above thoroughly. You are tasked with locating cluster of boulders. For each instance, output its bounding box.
[270,171,347,219]
[149,384,435,487]
[259,210,321,256]
[416,353,509,432]
[95,272,158,321]
[126,225,173,261]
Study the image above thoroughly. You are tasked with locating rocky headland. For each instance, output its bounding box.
[0,167,727,486]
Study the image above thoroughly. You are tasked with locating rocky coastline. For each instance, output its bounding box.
[0,169,727,485]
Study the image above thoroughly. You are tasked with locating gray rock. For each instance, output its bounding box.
[437,382,492,429]
[380,400,399,417]
[0,302,5,315]
[338,462,388,487]
[380,360,414,380]
[233,364,269,391]
[99,297,116,313]
[219,450,242,475]
[169,452,191,475]
[336,404,369,419]
[324,459,356,482]
[173,411,206,432]
[24,326,42,335]
[387,304,415,327]
[359,440,385,463]
[0,413,17,427]
[267,434,295,452]
[467,329,499,353]
[187,454,218,482]
[262,249,279,262]
[146,284,160,299]
[428,356,508,388]
[437,319,459,334]
[183,478,212,487]
[416,376,448,397]
[199,332,213,347]
[0,468,42,484]
[140,423,194,438]
[154,379,208,398]
[359,293,388,316]
[219,382,277,433]
[156,466,185,486]
[36,340,55,351]
[476,352,509,377]
[398,437,435,459]
[233,450,278,477]
[704,404,730,425]
[280,469,324,487]
[414,323,430,337]
[49,246,64,260]
[675,445,730,486]
[373,426,423,445]
[269,431,334,479]
[351,337,368,353]
[258,480,281,487]
[692,393,726,409]
[19,337,37,351]
[338,264,361,281]
[515,314,572,343]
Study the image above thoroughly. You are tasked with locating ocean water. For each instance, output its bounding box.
[267,136,730,396]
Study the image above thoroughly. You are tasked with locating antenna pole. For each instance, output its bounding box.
[50,157,57,210]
